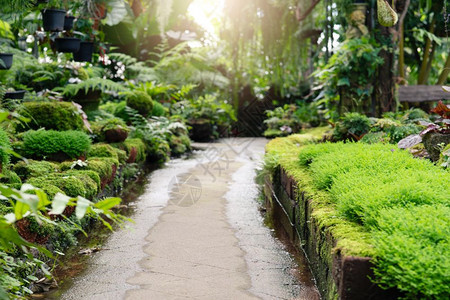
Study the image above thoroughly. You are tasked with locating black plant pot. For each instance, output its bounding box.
[55,37,81,53]
[42,9,66,32]
[64,15,75,31]
[0,53,13,70]
[4,90,26,100]
[73,41,94,62]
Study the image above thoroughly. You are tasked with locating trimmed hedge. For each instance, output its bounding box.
[22,130,91,160]
[297,142,450,299]
[17,101,84,131]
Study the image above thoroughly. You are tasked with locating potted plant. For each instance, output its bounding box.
[42,7,67,32]
[0,53,13,70]
[72,18,96,62]
[54,36,81,53]
[64,15,76,31]
[101,118,130,143]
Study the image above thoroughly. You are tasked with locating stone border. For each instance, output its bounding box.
[263,166,400,300]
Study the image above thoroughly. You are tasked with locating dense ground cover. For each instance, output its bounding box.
[265,133,450,299]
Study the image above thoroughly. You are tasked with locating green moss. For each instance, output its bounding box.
[22,130,91,160]
[112,138,147,163]
[63,170,100,195]
[85,157,118,181]
[88,143,119,160]
[27,175,86,198]
[126,91,153,117]
[0,169,22,190]
[17,101,84,132]
[13,160,60,180]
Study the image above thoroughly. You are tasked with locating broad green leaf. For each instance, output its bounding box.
[94,197,121,211]
[337,77,350,87]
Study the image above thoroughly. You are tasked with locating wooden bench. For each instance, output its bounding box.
[399,85,450,110]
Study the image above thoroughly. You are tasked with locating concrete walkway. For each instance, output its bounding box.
[59,138,318,300]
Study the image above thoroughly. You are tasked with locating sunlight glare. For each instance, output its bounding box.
[188,0,225,41]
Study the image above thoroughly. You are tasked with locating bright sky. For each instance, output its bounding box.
[188,0,225,41]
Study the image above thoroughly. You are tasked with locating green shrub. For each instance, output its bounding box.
[13,160,60,180]
[387,123,421,143]
[22,130,91,160]
[405,108,428,122]
[17,101,84,131]
[333,112,371,141]
[126,91,153,117]
[151,101,166,116]
[359,132,389,144]
[169,135,187,156]
[0,128,11,166]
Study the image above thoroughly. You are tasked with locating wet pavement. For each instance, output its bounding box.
[57,138,319,300]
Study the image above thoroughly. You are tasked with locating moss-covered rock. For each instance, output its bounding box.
[13,160,60,180]
[16,101,84,132]
[27,175,86,198]
[126,91,153,117]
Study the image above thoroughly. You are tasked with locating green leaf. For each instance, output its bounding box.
[337,77,350,87]
[75,196,92,219]
[50,193,71,215]
[94,197,121,211]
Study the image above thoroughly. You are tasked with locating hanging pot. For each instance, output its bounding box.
[4,90,26,100]
[64,15,76,31]
[55,37,81,53]
[73,41,94,62]
[42,9,66,32]
[0,53,13,70]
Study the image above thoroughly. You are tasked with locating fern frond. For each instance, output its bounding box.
[62,78,128,97]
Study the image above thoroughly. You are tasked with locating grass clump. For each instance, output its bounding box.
[22,130,91,160]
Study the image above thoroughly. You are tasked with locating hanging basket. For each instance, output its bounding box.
[4,90,26,100]
[55,37,81,53]
[42,9,66,32]
[64,15,76,31]
[73,41,94,62]
[0,53,13,70]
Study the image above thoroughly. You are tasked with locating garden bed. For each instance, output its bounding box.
[262,131,449,300]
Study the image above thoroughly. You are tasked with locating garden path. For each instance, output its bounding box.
[59,138,319,300]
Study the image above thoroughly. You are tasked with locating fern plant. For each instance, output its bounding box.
[58,78,128,97]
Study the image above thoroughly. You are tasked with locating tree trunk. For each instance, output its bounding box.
[418,17,436,84]
[437,54,450,84]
